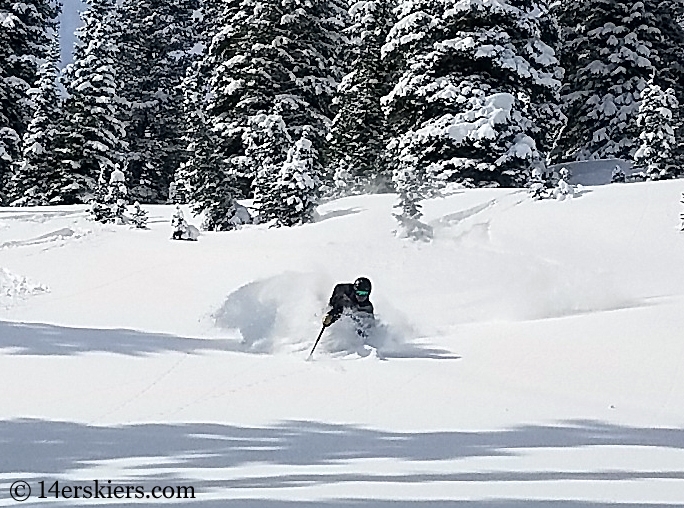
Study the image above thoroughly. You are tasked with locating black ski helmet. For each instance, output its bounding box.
[353,277,372,294]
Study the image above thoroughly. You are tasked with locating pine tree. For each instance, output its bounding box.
[553,166,574,199]
[174,0,222,204]
[633,79,680,180]
[59,0,127,204]
[130,201,149,229]
[180,0,346,229]
[207,0,289,196]
[0,3,21,201]
[392,162,434,240]
[277,0,349,134]
[107,165,128,222]
[326,0,395,195]
[0,0,60,203]
[9,38,65,205]
[278,0,350,197]
[177,0,284,231]
[251,114,294,224]
[171,205,187,238]
[115,0,200,203]
[528,166,550,199]
[89,164,127,223]
[555,0,684,162]
[257,130,319,226]
[652,0,684,166]
[176,66,247,230]
[383,0,563,234]
[174,0,253,230]
[611,164,626,183]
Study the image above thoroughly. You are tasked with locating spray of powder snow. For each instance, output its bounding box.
[420,198,640,324]
[212,272,448,358]
[447,246,640,323]
[212,272,325,354]
[321,305,453,359]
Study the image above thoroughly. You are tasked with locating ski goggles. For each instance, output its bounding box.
[355,290,369,296]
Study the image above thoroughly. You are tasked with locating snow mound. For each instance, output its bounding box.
[0,268,49,308]
[0,227,90,250]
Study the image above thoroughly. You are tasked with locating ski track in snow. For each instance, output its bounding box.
[428,190,525,243]
[0,227,90,250]
[0,209,85,222]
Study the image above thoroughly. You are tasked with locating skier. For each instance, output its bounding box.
[322,277,375,338]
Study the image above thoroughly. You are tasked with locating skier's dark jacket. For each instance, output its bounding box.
[326,283,374,324]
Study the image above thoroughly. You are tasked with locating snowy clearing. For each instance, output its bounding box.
[1,180,684,506]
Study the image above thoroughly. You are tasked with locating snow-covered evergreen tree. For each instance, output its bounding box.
[89,164,127,223]
[257,130,319,226]
[9,38,65,205]
[553,166,573,199]
[176,66,246,231]
[177,0,285,230]
[130,201,149,229]
[250,114,294,223]
[284,0,349,123]
[383,0,563,187]
[383,0,563,234]
[107,165,128,222]
[392,162,434,241]
[633,79,680,180]
[555,0,684,162]
[208,0,289,196]
[326,0,395,195]
[528,165,550,200]
[173,0,225,200]
[171,205,187,238]
[0,0,60,203]
[170,205,200,240]
[115,0,200,202]
[181,0,346,229]
[656,0,684,166]
[176,0,258,231]
[59,0,127,204]
[611,165,626,183]
[0,3,22,201]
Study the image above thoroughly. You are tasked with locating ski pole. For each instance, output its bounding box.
[307,325,327,359]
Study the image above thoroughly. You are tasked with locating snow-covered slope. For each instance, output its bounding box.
[2,180,684,506]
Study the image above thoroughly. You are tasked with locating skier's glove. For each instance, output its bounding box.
[322,314,333,327]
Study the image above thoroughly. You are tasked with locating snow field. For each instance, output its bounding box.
[1,180,684,505]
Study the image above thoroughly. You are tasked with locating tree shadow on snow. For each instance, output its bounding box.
[0,318,455,359]
[97,501,684,508]
[1,419,684,507]
[0,321,244,356]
